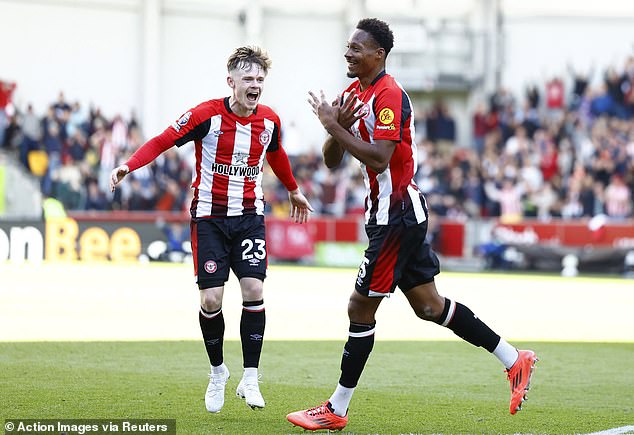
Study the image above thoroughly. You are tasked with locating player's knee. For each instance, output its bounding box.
[240,278,263,301]
[407,287,445,321]
[347,297,375,324]
[412,298,444,322]
[200,291,223,311]
[413,303,443,322]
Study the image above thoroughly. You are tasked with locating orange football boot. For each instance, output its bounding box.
[506,349,538,414]
[286,401,348,431]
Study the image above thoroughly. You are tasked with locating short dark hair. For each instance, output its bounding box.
[357,18,394,57]
[227,46,272,73]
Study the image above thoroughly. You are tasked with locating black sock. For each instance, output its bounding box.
[437,299,500,352]
[240,300,265,368]
[339,322,375,388]
[199,307,224,366]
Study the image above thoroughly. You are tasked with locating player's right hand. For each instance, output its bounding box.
[110,164,130,192]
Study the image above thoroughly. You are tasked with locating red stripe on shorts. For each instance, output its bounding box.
[368,229,401,293]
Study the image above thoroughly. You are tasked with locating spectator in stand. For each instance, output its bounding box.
[504,125,530,157]
[526,84,540,110]
[345,170,366,215]
[567,64,593,111]
[67,129,88,162]
[484,177,525,223]
[66,101,88,139]
[490,86,514,114]
[84,177,109,211]
[497,101,517,144]
[519,99,541,138]
[537,132,559,182]
[472,102,490,156]
[42,122,63,196]
[624,57,634,117]
[519,152,543,194]
[462,168,485,217]
[126,176,156,211]
[557,138,575,185]
[56,156,83,210]
[592,148,615,187]
[426,101,456,158]
[89,105,108,134]
[561,185,584,219]
[436,103,456,142]
[2,111,20,151]
[531,181,558,220]
[53,91,71,120]
[604,174,632,219]
[19,104,42,168]
[545,77,565,116]
[154,178,183,212]
[579,174,602,217]
[0,80,16,147]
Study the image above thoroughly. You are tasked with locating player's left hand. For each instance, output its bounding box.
[308,90,339,129]
[288,188,314,224]
[109,164,130,192]
[338,92,364,129]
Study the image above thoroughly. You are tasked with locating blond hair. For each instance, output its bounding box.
[227,46,272,73]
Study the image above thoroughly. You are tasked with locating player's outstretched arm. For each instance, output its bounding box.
[110,128,177,192]
[110,165,130,192]
[288,188,313,224]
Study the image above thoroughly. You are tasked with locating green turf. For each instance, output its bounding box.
[1,341,632,434]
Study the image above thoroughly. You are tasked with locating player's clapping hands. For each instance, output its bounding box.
[308,90,363,130]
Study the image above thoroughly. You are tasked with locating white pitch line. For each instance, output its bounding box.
[583,426,634,435]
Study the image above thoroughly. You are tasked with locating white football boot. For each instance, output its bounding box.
[236,374,265,409]
[205,364,230,413]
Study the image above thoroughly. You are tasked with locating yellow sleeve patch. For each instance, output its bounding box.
[378,108,395,125]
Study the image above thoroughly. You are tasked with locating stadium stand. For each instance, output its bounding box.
[1,56,633,221]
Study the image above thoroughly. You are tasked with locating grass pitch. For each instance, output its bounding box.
[1,340,632,434]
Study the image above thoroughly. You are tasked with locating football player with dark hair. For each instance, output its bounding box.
[287,18,536,431]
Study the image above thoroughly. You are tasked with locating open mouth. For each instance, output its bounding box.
[246,91,259,103]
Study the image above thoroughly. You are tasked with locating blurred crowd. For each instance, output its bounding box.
[418,57,634,222]
[1,55,633,221]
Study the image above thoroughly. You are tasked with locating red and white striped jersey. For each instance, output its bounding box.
[165,97,284,218]
[342,71,426,226]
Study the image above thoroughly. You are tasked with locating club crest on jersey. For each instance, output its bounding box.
[378,108,395,125]
[356,103,370,119]
[204,260,217,274]
[259,129,272,146]
[171,111,192,132]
